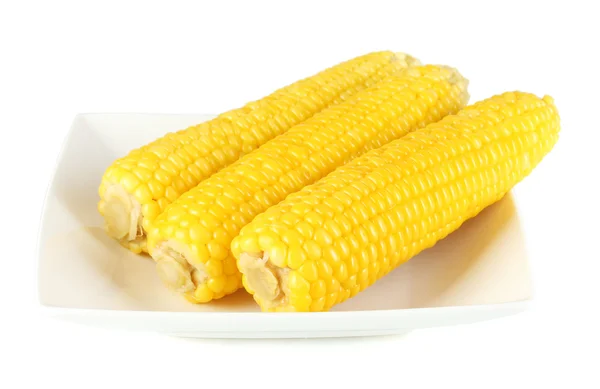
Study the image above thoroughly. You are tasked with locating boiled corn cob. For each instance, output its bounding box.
[147,65,470,303]
[98,51,419,253]
[231,91,560,312]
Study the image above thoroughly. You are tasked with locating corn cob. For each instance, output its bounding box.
[98,51,419,253]
[231,91,560,312]
[147,65,470,303]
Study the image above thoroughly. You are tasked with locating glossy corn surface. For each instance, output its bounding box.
[148,65,469,303]
[231,91,560,312]
[98,51,418,253]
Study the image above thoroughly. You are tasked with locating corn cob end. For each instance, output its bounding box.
[153,241,204,293]
[150,239,241,303]
[238,252,290,310]
[99,183,146,253]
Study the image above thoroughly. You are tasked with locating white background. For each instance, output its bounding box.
[2,1,599,388]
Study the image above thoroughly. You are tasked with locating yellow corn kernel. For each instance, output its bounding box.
[152,65,470,303]
[207,275,227,293]
[98,51,419,253]
[233,91,560,312]
[223,275,242,295]
[192,284,214,303]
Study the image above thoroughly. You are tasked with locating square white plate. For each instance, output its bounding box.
[37,114,532,338]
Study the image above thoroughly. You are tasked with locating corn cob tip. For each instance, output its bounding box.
[439,65,469,105]
[392,52,421,67]
[238,252,289,309]
[99,184,145,252]
[543,95,555,105]
[443,66,469,89]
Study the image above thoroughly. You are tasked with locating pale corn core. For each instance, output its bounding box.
[238,252,290,309]
[101,184,145,250]
[154,241,209,293]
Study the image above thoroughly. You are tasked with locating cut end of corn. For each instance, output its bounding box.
[150,238,243,303]
[238,252,290,309]
[153,240,207,293]
[99,183,146,253]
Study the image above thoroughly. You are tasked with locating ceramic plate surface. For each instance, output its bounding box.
[37,114,532,338]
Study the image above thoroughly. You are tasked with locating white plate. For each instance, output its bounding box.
[37,114,533,339]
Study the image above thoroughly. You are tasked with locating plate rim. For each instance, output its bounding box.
[38,299,531,319]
